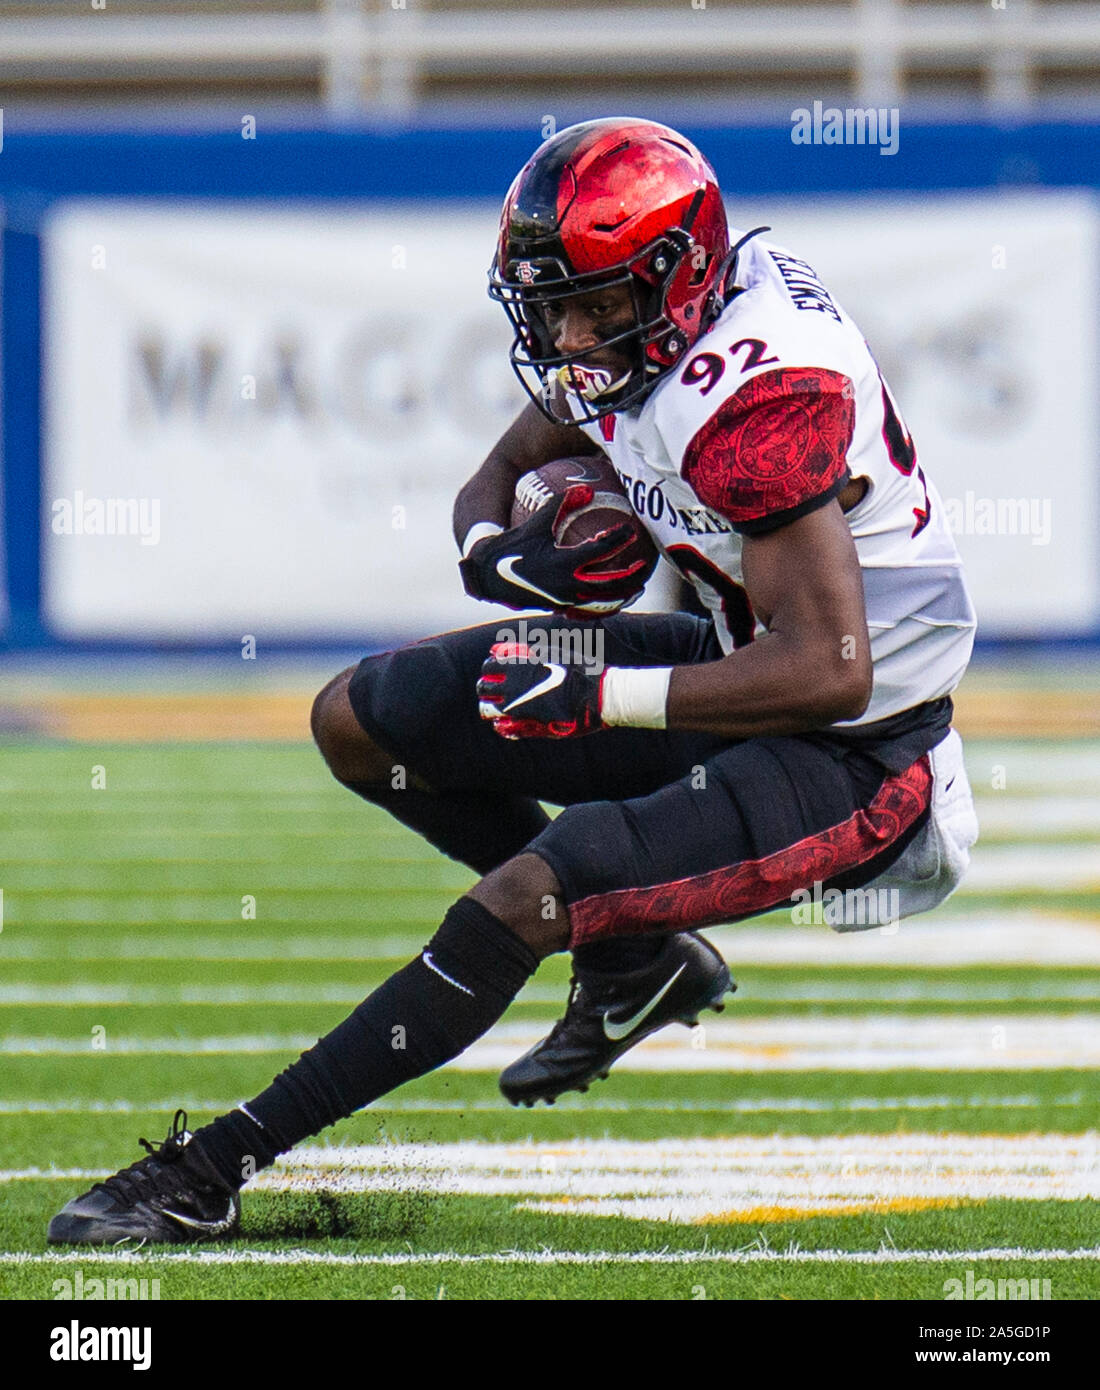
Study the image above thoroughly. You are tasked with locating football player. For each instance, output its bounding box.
[48,118,977,1244]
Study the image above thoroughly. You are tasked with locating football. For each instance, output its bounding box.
[511,455,659,584]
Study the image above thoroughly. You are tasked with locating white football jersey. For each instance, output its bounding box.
[572,235,977,726]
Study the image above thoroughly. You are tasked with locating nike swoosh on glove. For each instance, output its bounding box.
[477,642,605,739]
[459,484,647,617]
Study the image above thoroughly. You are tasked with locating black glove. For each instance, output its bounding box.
[477,641,605,740]
[459,484,647,616]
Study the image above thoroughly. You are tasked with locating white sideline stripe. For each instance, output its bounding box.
[975,796,1100,835]
[5,1014,1096,1069]
[713,917,1100,967]
[964,846,1100,891]
[0,905,447,928]
[3,914,1096,966]
[4,979,1098,1006]
[0,1092,1081,1117]
[0,985,406,1006]
[965,745,1100,790]
[279,1133,1100,1170]
[0,1034,311,1055]
[3,1247,1097,1268]
[2,848,1097,909]
[1,750,1096,796]
[16,793,1100,832]
[0,935,441,962]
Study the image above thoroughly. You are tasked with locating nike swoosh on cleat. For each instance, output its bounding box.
[602,963,687,1042]
[502,663,566,713]
[495,556,568,607]
[162,1200,238,1235]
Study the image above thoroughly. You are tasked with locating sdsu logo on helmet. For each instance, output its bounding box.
[488,117,735,424]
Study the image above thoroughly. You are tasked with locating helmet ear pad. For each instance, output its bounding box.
[630,235,720,372]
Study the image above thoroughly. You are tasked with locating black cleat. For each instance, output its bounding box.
[47,1109,241,1246]
[500,932,735,1106]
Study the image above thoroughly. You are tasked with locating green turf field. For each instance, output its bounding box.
[1,741,1097,1301]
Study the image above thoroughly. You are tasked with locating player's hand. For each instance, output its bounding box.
[477,641,605,739]
[459,485,647,616]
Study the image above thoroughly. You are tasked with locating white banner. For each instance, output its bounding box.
[0,201,7,636]
[42,192,1100,640]
[43,202,528,640]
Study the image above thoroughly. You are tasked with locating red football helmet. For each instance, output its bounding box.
[489,118,733,423]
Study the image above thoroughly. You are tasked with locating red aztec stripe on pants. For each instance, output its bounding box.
[567,754,933,946]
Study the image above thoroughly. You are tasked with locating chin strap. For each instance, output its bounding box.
[648,223,773,375]
[715,224,772,313]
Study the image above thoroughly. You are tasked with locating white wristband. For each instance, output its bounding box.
[461,521,504,558]
[600,666,672,730]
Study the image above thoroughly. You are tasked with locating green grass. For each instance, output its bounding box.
[1,740,1098,1301]
[2,1071,1096,1158]
[2,1193,1097,1301]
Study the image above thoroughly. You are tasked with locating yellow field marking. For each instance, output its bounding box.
[953,689,1100,738]
[3,682,1098,741]
[21,693,311,742]
[696,1196,979,1225]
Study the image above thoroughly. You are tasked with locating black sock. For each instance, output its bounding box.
[349,783,550,876]
[195,898,538,1188]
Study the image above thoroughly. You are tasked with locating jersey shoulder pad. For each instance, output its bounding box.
[676,365,856,534]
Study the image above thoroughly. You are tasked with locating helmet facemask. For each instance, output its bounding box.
[489,230,698,425]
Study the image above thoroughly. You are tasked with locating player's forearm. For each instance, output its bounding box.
[663,631,871,738]
[453,456,518,552]
[454,402,604,552]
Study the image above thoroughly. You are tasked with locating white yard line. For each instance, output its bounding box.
[963,846,1100,892]
[262,1133,1100,1221]
[11,1135,1095,1222]
[3,914,1097,966]
[963,745,1100,792]
[0,1034,311,1055]
[0,1092,1081,1117]
[2,1247,1097,1268]
[709,917,1100,967]
[4,1014,1095,1069]
[15,793,1095,836]
[0,935,433,962]
[974,796,1100,836]
[3,980,1097,1006]
[0,985,378,1006]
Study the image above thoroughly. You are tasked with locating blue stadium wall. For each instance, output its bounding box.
[2,120,1099,651]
